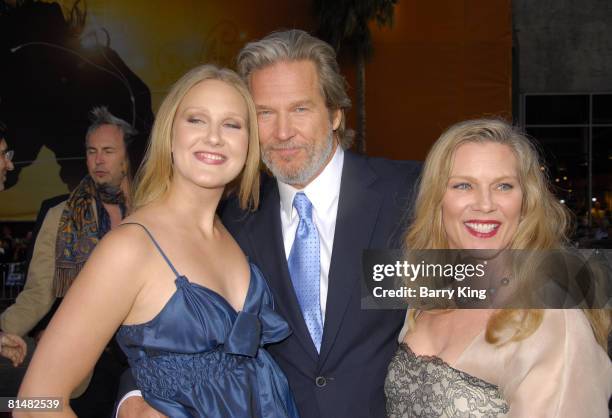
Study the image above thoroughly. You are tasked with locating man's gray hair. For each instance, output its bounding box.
[237,29,354,149]
[85,106,137,146]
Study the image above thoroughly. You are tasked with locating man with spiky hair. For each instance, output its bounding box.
[0,107,135,417]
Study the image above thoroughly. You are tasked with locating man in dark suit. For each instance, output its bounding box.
[118,30,419,418]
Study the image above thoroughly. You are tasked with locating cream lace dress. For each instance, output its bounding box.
[385,310,612,417]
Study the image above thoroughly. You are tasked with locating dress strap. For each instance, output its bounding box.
[121,222,181,278]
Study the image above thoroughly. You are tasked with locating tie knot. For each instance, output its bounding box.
[293,192,313,220]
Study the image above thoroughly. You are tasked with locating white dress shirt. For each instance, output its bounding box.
[277,145,344,321]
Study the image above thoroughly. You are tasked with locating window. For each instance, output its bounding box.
[521,93,612,246]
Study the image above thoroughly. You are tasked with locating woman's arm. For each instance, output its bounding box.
[15,228,147,418]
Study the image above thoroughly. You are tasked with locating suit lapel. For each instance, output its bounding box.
[318,152,382,365]
[245,180,319,362]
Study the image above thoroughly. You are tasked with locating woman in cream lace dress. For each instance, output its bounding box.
[385,119,612,418]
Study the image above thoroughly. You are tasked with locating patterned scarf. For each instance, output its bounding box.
[53,175,126,296]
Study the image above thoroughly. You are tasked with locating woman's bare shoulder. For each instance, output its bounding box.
[86,212,160,275]
[115,205,163,239]
[99,223,152,254]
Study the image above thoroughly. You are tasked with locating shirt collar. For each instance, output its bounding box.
[278,145,344,222]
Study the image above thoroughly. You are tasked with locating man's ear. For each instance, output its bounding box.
[332,109,342,131]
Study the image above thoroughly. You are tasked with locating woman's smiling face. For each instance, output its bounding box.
[171,79,249,191]
[442,142,523,250]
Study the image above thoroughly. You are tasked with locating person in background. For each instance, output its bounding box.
[0,194,68,396]
[0,107,135,417]
[0,121,15,191]
[0,120,26,384]
[0,120,26,388]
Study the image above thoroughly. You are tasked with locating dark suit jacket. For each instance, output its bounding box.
[222,151,421,418]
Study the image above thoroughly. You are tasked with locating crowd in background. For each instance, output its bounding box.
[0,225,32,263]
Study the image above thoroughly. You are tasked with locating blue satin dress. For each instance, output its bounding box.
[116,224,299,418]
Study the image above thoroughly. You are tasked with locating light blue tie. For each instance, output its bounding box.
[288,192,323,353]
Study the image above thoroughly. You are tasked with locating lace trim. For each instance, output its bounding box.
[385,344,509,418]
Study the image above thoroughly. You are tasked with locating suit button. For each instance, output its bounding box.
[315,376,327,387]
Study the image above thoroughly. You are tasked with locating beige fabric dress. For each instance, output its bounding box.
[385,309,612,417]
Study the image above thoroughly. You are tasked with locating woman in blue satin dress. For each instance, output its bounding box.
[17,65,299,418]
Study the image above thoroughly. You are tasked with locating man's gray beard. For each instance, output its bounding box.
[262,131,334,186]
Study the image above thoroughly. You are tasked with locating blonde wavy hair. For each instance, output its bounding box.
[405,118,610,349]
[133,65,260,211]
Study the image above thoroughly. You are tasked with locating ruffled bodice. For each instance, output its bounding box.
[115,228,299,418]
